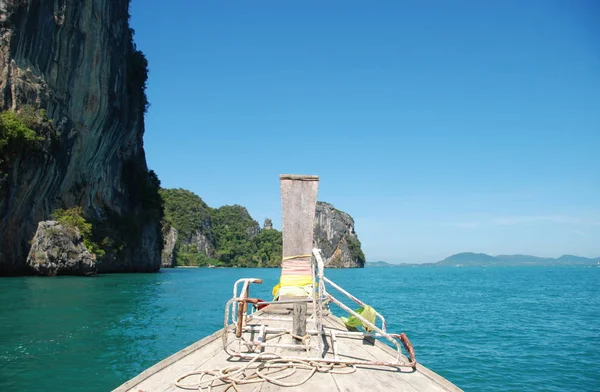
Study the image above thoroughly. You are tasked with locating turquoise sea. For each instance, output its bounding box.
[1,267,599,391]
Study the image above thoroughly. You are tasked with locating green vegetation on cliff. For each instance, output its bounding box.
[160,188,212,240]
[0,110,41,148]
[253,229,283,267]
[51,207,105,257]
[347,237,366,266]
[211,205,260,266]
[0,108,47,193]
[160,189,282,267]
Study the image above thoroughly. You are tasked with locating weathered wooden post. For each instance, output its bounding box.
[278,174,319,344]
[293,303,308,344]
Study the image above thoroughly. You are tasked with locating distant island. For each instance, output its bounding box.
[365,261,397,267]
[366,253,600,267]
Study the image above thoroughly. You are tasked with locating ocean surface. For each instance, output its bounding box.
[1,267,599,391]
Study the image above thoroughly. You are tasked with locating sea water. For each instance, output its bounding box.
[0,267,598,391]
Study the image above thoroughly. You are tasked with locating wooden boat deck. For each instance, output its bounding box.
[114,303,462,392]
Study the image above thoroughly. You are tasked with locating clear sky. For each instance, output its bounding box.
[130,0,599,263]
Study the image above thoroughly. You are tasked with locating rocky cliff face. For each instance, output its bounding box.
[0,0,162,275]
[191,230,216,258]
[313,201,366,268]
[161,226,177,268]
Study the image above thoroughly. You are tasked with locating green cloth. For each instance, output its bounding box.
[341,305,377,332]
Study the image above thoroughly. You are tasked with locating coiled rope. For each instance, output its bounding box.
[175,352,356,391]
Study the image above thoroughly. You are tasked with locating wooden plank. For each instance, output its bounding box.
[320,314,460,392]
[370,335,463,392]
[293,303,307,344]
[332,336,445,392]
[258,306,340,392]
[160,331,255,392]
[317,316,418,392]
[141,329,240,392]
[149,315,294,392]
[331,365,419,392]
[119,309,285,391]
[147,334,232,392]
[113,328,224,391]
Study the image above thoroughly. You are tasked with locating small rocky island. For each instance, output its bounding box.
[27,220,96,276]
[160,189,366,269]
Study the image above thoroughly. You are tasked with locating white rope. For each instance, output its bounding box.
[290,333,312,346]
[175,352,356,391]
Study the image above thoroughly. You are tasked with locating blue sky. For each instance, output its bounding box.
[131,0,599,263]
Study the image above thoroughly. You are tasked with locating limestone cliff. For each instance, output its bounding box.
[161,226,177,268]
[0,0,162,275]
[313,201,366,268]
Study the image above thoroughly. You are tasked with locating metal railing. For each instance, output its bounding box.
[222,248,417,369]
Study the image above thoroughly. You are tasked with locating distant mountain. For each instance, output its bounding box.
[369,253,599,268]
[432,252,599,267]
[366,261,397,267]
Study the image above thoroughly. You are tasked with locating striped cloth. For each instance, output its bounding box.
[273,254,313,298]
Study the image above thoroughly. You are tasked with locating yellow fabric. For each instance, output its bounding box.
[341,305,377,332]
[279,275,312,287]
[272,283,281,297]
[276,285,313,298]
[272,275,314,299]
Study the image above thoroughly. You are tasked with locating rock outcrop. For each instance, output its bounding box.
[0,0,162,275]
[160,225,216,267]
[161,226,177,268]
[313,202,366,268]
[26,221,96,276]
[263,218,273,230]
[191,230,216,258]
